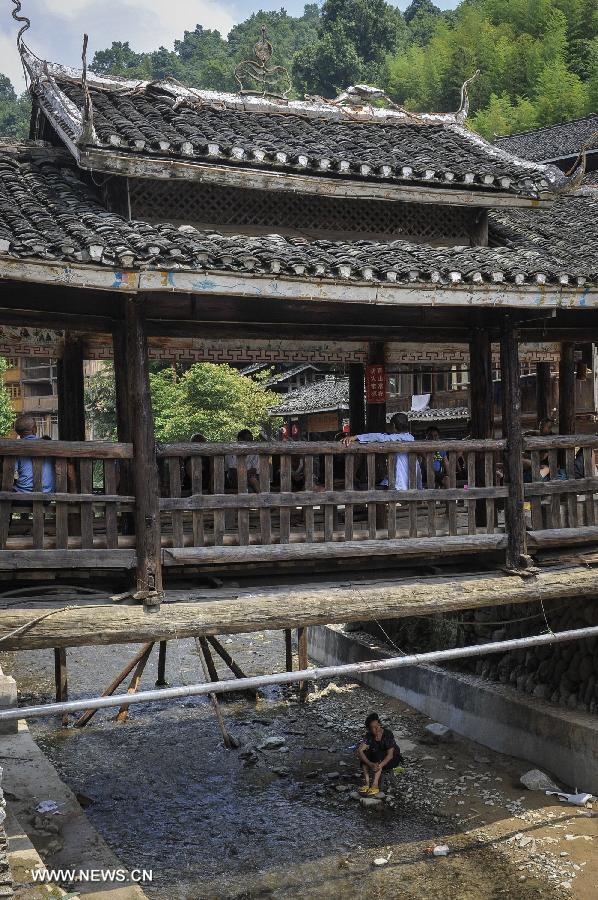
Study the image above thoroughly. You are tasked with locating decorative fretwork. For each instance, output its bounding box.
[129,179,473,244]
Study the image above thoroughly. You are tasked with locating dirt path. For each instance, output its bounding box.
[3,629,597,899]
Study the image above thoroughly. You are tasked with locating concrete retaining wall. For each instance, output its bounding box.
[0,665,17,736]
[308,624,598,794]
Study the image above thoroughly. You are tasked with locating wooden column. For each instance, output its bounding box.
[125,297,162,605]
[500,315,527,570]
[297,626,308,702]
[112,322,132,444]
[536,361,552,425]
[53,647,68,726]
[469,317,494,526]
[366,342,386,432]
[57,333,85,440]
[348,364,365,434]
[469,317,494,439]
[559,342,576,435]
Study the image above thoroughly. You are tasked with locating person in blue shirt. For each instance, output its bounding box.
[425,425,448,488]
[13,415,55,493]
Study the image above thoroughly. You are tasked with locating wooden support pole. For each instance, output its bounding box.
[297,626,308,702]
[559,342,576,436]
[115,642,154,723]
[198,636,219,683]
[284,629,293,672]
[366,342,386,433]
[125,297,163,605]
[155,640,168,687]
[348,364,365,435]
[500,315,528,570]
[53,647,68,727]
[57,333,85,441]
[469,315,494,527]
[536,361,552,425]
[205,636,257,699]
[75,640,154,727]
[195,638,235,749]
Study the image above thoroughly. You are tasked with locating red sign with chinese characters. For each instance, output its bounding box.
[365,365,386,404]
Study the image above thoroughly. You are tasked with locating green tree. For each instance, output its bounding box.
[85,362,278,443]
[0,74,30,139]
[0,358,15,437]
[535,57,588,123]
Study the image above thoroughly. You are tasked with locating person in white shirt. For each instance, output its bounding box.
[342,412,421,490]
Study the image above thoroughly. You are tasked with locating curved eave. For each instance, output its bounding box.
[1,255,597,310]
[74,145,554,209]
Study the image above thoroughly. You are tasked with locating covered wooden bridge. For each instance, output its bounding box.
[1,35,598,654]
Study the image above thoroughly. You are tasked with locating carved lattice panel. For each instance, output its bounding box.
[129,179,473,243]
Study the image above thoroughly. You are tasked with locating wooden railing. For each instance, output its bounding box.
[2,435,598,572]
[156,440,508,565]
[0,440,135,568]
[524,435,598,549]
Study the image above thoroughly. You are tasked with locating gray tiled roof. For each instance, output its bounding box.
[0,142,597,288]
[270,377,349,415]
[265,364,321,387]
[495,114,598,163]
[24,53,561,199]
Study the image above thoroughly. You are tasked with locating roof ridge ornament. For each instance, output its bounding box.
[456,70,480,124]
[557,130,598,193]
[79,34,97,147]
[234,26,291,98]
[11,0,31,50]
[332,84,405,111]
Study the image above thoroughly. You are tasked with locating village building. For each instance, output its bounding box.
[0,21,597,671]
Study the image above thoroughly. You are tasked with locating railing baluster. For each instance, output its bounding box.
[529,450,543,530]
[304,455,315,542]
[169,457,184,548]
[485,451,495,534]
[79,459,93,549]
[408,452,418,538]
[324,454,334,542]
[565,447,578,528]
[583,446,596,525]
[259,454,272,544]
[448,452,457,535]
[280,454,291,544]
[425,451,436,537]
[345,454,354,541]
[213,455,225,546]
[191,456,204,547]
[386,453,396,539]
[237,455,250,547]
[548,449,561,528]
[32,458,44,550]
[104,459,118,549]
[467,451,476,534]
[54,457,69,549]
[367,454,376,539]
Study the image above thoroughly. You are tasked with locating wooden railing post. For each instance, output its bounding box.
[57,333,85,441]
[125,296,162,606]
[500,315,528,571]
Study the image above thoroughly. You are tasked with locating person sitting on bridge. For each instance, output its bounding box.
[342,412,421,490]
[13,414,55,494]
[357,712,403,796]
[226,429,260,493]
[424,425,448,488]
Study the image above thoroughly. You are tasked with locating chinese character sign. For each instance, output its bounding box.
[365,365,386,404]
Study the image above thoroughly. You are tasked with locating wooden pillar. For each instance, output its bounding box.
[155,640,168,686]
[284,629,293,672]
[469,317,494,526]
[125,296,162,604]
[366,342,386,432]
[57,333,85,440]
[53,647,68,726]
[348,364,365,434]
[500,315,527,570]
[536,361,552,425]
[559,342,576,435]
[469,317,494,439]
[112,323,132,444]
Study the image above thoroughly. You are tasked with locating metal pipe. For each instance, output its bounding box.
[3,625,598,722]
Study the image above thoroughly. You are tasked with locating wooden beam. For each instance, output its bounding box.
[4,564,598,650]
[559,342,576,435]
[536,361,552,424]
[500,315,528,570]
[125,297,163,603]
[57,333,85,441]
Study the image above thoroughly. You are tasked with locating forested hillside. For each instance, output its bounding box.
[1,0,597,141]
